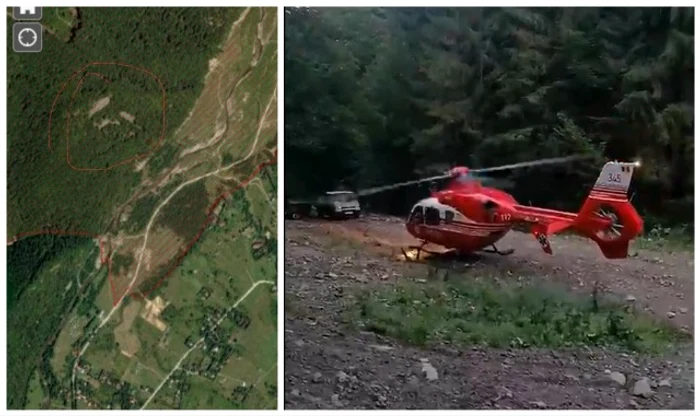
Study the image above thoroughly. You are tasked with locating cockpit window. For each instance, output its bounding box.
[425,207,440,226]
[444,211,455,224]
[409,205,424,223]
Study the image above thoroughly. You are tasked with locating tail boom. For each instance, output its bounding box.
[508,161,643,259]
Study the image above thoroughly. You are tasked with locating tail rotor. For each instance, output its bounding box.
[574,161,644,258]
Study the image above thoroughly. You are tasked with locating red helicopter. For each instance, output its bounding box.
[360,157,644,260]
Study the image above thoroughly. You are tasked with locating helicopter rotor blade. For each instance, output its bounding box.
[470,155,587,174]
[357,155,588,197]
[357,173,451,197]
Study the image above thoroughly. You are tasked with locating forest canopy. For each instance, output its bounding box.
[284,7,694,230]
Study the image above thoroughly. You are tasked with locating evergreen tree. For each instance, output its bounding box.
[284,7,694,228]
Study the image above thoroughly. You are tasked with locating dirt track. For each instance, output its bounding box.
[284,216,694,410]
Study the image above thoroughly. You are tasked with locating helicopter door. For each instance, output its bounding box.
[424,207,441,226]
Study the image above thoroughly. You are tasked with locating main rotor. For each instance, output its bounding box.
[357,155,587,197]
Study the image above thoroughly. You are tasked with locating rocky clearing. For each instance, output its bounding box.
[284,216,694,410]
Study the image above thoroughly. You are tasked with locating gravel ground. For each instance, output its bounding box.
[284,217,694,410]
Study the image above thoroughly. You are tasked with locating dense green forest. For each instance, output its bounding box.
[285,7,694,231]
[7,7,239,237]
[7,236,101,409]
[7,235,87,312]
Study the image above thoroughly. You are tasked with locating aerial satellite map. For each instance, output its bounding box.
[7,7,277,409]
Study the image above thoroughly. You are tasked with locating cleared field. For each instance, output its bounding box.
[51,313,89,374]
[223,286,276,396]
[121,360,164,391]
[81,320,128,374]
[180,379,238,409]
[25,371,44,409]
[113,300,143,357]
[245,178,275,228]
[93,275,115,312]
[42,7,79,42]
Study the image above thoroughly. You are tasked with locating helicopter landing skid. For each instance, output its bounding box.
[482,244,514,256]
[401,242,460,261]
[400,242,437,261]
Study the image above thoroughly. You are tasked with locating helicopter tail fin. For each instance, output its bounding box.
[572,161,644,259]
[589,160,639,199]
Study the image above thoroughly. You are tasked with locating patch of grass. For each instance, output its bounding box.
[246,185,273,235]
[42,7,79,43]
[24,370,45,409]
[179,377,239,409]
[633,224,693,252]
[350,279,685,354]
[51,313,89,374]
[136,254,179,295]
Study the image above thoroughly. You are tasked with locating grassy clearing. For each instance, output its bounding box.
[51,313,90,374]
[42,7,79,43]
[180,378,237,409]
[246,174,276,226]
[230,286,277,378]
[350,279,685,354]
[25,370,45,409]
[632,224,693,253]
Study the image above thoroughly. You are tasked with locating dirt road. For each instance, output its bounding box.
[284,217,694,410]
